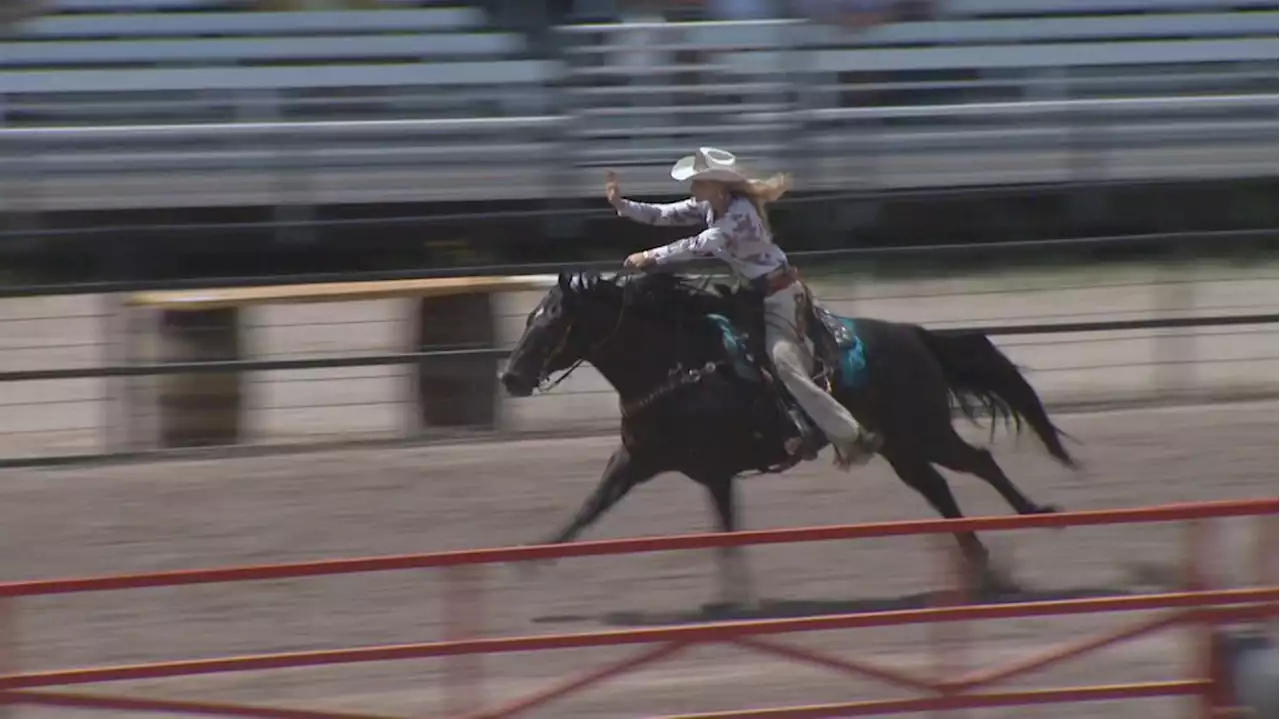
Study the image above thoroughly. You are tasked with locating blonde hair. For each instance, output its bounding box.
[726,172,792,233]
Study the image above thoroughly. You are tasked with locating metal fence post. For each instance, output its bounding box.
[441,564,486,717]
[269,99,319,247]
[1256,514,1277,637]
[99,227,148,453]
[1155,256,1197,398]
[0,597,15,719]
[784,19,810,188]
[100,293,127,454]
[1184,518,1233,719]
[931,533,970,718]
[547,23,580,240]
[0,98,44,255]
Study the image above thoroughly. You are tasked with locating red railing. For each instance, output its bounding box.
[0,498,1274,718]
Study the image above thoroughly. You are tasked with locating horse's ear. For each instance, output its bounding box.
[557,272,572,292]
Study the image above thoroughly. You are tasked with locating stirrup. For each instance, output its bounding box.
[784,408,820,461]
[784,435,820,461]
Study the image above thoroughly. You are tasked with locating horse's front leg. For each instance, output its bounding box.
[537,443,661,548]
[698,473,756,613]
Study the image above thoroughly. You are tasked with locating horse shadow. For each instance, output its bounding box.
[532,586,1138,627]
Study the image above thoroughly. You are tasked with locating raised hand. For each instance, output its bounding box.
[604,170,622,207]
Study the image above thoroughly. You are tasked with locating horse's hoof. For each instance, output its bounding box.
[1031,504,1066,530]
[968,574,1019,600]
[513,544,558,579]
[960,555,1022,599]
[974,566,1023,598]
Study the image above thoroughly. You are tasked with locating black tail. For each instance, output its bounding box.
[916,328,1077,468]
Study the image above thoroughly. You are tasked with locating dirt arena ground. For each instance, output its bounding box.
[0,400,1275,718]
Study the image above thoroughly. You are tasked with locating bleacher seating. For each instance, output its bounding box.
[705,1,1277,101]
[556,0,1275,192]
[44,0,448,11]
[938,0,1275,18]
[0,0,1273,209]
[0,0,550,123]
[562,1,1275,103]
[42,0,234,12]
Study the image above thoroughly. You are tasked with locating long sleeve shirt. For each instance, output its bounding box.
[615,196,789,281]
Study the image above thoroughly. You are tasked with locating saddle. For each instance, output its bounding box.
[719,282,851,390]
[805,298,859,389]
[709,280,863,469]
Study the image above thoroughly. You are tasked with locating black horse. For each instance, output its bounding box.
[500,270,1077,606]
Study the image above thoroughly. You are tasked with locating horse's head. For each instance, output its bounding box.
[499,270,620,397]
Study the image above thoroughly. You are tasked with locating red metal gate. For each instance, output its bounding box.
[0,498,1274,718]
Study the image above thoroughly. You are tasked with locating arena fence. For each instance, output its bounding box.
[0,498,1274,718]
[0,232,1274,464]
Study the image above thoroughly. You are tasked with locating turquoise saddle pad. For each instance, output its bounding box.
[703,312,868,390]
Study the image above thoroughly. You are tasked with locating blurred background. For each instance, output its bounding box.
[0,5,1275,718]
[0,0,1275,461]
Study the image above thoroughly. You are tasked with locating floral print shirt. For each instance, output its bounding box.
[616,196,789,281]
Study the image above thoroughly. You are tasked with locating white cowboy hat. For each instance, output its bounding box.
[670,147,750,183]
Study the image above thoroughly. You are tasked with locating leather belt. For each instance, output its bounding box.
[749,265,799,296]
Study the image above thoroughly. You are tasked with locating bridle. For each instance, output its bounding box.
[527,277,725,421]
[531,295,628,394]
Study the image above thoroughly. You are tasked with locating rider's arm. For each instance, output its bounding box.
[641,204,754,265]
[642,225,728,266]
[641,199,773,267]
[615,197,706,227]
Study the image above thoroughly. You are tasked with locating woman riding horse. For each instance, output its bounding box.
[608,147,881,468]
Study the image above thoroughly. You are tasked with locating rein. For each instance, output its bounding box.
[533,277,726,420]
[533,300,627,394]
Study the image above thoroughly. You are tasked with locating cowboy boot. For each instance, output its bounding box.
[831,425,883,470]
[857,426,885,454]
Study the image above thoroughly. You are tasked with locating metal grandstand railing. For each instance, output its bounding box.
[0,92,1274,212]
[1,5,1276,210]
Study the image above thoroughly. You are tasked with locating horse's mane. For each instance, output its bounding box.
[569,270,735,321]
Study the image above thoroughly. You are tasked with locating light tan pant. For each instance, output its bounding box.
[763,283,868,450]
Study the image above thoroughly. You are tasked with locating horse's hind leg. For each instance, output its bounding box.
[883,450,1022,595]
[882,451,991,570]
[932,431,1060,516]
